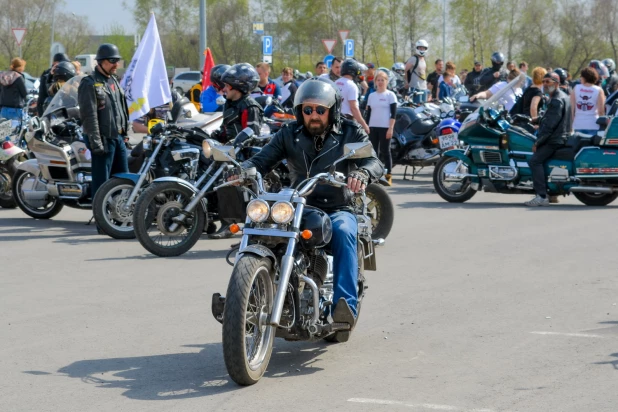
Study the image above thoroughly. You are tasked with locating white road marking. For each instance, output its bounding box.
[347,398,495,411]
[530,331,603,338]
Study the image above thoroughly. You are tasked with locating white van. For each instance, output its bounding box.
[74,54,97,75]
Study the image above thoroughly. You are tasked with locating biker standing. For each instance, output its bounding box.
[233,77,384,325]
[404,40,429,103]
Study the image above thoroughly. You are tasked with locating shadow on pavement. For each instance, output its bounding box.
[0,217,104,242]
[55,341,327,400]
[396,200,616,210]
[85,247,232,261]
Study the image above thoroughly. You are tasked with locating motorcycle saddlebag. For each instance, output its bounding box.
[216,186,247,222]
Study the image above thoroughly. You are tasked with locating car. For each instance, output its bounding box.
[170,71,202,94]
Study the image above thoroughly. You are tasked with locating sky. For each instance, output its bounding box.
[62,0,137,35]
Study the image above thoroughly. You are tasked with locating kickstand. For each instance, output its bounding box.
[86,215,95,226]
[403,166,410,180]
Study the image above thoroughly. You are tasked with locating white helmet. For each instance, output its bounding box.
[415,39,429,56]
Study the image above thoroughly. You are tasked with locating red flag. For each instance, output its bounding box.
[201,48,215,90]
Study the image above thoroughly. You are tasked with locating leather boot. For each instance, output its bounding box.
[385,174,393,186]
[332,297,356,329]
[208,224,234,239]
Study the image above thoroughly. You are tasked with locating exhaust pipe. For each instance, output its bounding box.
[569,186,615,194]
[299,275,320,327]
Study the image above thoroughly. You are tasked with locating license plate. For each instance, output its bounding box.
[439,133,458,149]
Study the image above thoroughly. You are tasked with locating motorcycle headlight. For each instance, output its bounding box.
[246,199,270,223]
[271,201,294,224]
[142,135,152,150]
[201,138,217,158]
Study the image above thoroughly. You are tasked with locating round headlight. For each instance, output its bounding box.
[271,201,294,224]
[246,199,270,223]
[202,139,213,158]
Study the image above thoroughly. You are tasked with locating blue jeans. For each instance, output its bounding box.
[329,211,359,317]
[89,135,128,197]
[409,87,428,104]
[1,107,23,121]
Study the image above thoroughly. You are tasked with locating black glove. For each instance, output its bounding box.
[348,169,369,187]
[91,145,106,156]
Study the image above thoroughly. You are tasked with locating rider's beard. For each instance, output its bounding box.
[305,118,328,136]
[544,84,557,95]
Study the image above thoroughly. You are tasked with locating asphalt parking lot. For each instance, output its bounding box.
[1,167,617,412]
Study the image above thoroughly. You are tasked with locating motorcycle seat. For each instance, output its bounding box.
[409,119,436,136]
[551,146,574,161]
[565,133,598,152]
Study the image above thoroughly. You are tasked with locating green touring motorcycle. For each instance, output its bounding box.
[433,73,618,206]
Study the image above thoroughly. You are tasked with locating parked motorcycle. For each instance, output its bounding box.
[210,141,382,385]
[433,73,618,206]
[92,122,208,239]
[0,135,28,208]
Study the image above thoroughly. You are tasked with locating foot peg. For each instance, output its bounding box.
[211,293,225,324]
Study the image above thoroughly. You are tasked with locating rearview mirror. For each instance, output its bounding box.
[212,145,235,162]
[233,127,255,146]
[343,142,374,159]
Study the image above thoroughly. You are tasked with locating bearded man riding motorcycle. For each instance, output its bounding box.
[227,77,384,325]
[209,63,264,239]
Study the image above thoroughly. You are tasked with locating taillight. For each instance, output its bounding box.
[441,127,454,135]
[2,140,14,150]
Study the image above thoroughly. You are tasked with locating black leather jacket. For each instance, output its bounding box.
[37,68,51,116]
[243,118,384,212]
[78,68,129,154]
[478,65,507,92]
[464,69,483,95]
[536,89,572,147]
[218,94,263,142]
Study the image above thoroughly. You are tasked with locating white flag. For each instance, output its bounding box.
[121,14,171,121]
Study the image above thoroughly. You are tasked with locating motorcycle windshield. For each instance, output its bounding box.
[480,73,526,111]
[42,75,86,118]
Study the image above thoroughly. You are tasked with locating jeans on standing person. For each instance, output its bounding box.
[0,107,23,121]
[529,144,561,197]
[87,135,128,198]
[329,211,359,317]
[369,127,392,174]
[409,87,428,104]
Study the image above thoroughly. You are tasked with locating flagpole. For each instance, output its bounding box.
[200,0,207,67]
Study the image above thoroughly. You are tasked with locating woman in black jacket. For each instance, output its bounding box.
[0,58,27,120]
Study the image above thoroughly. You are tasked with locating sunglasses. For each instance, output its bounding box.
[542,80,556,84]
[106,58,120,64]
[302,105,328,116]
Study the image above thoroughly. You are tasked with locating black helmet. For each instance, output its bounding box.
[53,61,76,81]
[553,68,568,85]
[340,58,362,80]
[210,64,231,91]
[53,53,70,63]
[293,77,342,125]
[220,63,259,95]
[95,43,122,61]
[490,52,505,65]
[603,58,616,73]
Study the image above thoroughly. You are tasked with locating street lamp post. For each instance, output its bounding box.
[199,0,207,67]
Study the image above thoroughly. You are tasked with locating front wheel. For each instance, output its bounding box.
[222,255,275,386]
[573,191,618,206]
[92,178,138,239]
[433,156,477,203]
[133,181,206,257]
[12,170,63,219]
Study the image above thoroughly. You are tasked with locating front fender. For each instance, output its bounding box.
[442,149,477,173]
[15,158,40,176]
[111,173,141,184]
[237,244,278,269]
[151,177,199,194]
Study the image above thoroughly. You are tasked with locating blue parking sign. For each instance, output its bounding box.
[263,36,273,55]
[345,39,354,58]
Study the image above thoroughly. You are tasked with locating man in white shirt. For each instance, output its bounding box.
[320,57,342,82]
[334,59,370,135]
[404,39,429,103]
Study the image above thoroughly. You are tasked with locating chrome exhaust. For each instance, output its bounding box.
[569,186,615,194]
[299,275,320,327]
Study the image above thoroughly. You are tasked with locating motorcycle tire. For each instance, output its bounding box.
[433,156,477,203]
[12,170,63,219]
[92,178,138,239]
[573,192,618,206]
[133,181,206,257]
[222,255,275,385]
[365,183,394,239]
[0,170,16,208]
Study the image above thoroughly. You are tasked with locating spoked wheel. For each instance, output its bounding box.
[222,255,275,386]
[92,178,137,239]
[0,169,16,208]
[573,191,618,206]
[433,156,477,203]
[133,181,206,257]
[12,170,63,218]
[356,183,394,239]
